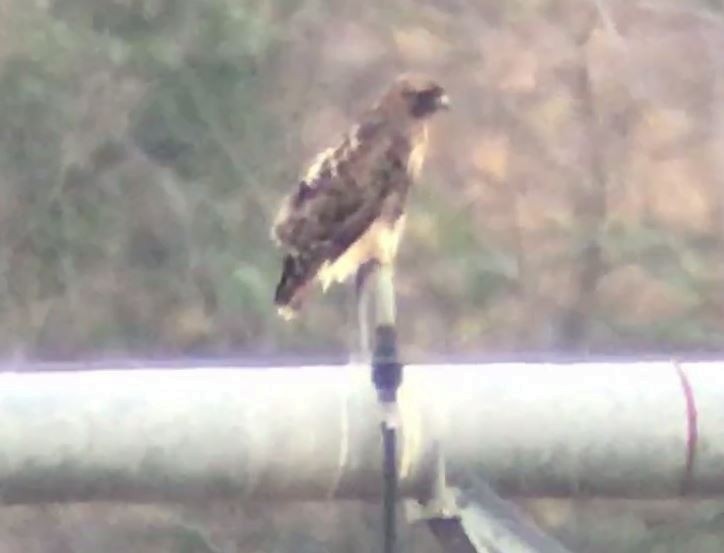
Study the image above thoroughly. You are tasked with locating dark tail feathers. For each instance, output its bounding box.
[274,253,317,317]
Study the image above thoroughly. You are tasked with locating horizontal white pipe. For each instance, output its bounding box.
[0,360,718,503]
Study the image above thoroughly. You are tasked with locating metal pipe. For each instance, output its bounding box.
[0,361,719,504]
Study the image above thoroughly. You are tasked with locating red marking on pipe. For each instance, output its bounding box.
[674,361,698,495]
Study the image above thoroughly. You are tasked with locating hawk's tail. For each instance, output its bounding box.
[274,253,319,319]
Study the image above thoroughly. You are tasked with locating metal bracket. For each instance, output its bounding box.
[408,446,576,553]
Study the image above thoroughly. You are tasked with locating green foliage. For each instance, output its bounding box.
[1,0,723,362]
[0,0,286,356]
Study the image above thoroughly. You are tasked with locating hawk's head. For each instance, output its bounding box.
[378,74,450,121]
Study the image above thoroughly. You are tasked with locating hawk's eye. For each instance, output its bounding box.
[409,88,443,118]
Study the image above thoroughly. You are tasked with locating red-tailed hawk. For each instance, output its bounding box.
[271,74,449,319]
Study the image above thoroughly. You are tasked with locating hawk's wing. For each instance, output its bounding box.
[272,120,413,313]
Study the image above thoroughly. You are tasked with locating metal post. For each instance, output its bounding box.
[363,263,404,553]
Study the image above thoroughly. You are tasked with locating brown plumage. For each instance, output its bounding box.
[271,74,449,319]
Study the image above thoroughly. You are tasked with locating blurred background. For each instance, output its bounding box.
[2,0,724,551]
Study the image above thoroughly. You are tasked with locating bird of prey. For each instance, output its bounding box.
[271,74,449,319]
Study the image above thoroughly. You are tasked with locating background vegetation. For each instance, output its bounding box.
[2,0,724,551]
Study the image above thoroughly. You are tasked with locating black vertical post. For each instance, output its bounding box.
[381,423,398,553]
[372,324,403,553]
[358,261,403,553]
